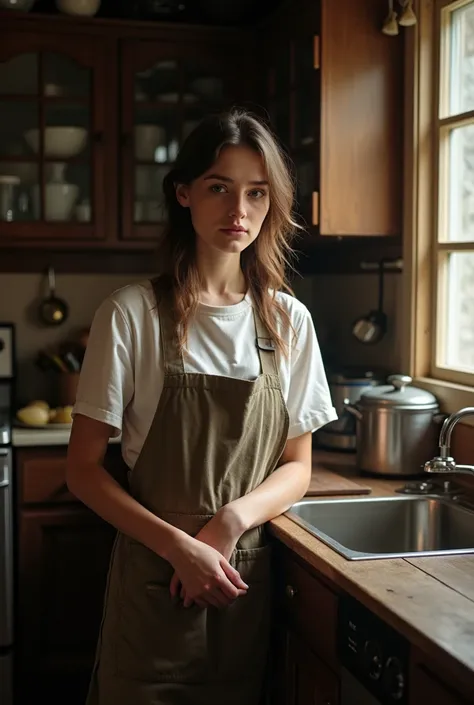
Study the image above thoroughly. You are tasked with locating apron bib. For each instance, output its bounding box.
[86,286,289,705]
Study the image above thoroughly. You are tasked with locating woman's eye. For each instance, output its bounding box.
[248,189,266,199]
[210,184,226,193]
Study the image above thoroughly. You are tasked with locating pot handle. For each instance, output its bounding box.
[343,399,362,421]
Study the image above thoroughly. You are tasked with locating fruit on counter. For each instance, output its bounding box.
[28,399,50,412]
[50,405,73,424]
[17,405,50,426]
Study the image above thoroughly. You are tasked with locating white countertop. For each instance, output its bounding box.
[12,427,122,447]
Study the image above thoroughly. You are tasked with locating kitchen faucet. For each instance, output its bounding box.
[424,407,474,475]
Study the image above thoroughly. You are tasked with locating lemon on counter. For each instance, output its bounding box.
[27,400,50,412]
[50,406,73,424]
[17,405,50,426]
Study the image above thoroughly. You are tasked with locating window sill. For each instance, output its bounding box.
[415,377,474,426]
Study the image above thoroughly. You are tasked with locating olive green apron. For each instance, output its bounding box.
[86,287,289,705]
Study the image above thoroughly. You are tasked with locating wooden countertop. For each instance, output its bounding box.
[269,450,474,692]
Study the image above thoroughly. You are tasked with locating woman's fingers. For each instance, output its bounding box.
[169,571,181,598]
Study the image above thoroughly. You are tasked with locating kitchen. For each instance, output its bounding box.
[0,0,473,703]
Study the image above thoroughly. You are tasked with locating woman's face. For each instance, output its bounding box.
[176,144,270,256]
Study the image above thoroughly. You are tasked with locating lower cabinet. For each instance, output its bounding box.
[271,544,341,705]
[288,632,339,705]
[15,445,126,705]
[410,658,473,705]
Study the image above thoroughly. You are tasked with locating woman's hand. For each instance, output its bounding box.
[168,531,248,609]
[170,505,247,608]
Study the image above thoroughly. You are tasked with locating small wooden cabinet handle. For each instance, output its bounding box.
[285,584,297,599]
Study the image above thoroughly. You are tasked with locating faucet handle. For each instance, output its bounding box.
[424,456,457,474]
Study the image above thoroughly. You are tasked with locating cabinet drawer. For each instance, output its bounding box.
[19,454,76,506]
[280,553,338,668]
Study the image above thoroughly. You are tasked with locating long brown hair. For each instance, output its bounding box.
[153,107,301,356]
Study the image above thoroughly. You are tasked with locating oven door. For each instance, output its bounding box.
[341,668,381,705]
[0,447,13,649]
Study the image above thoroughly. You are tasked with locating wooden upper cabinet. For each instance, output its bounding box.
[263,0,403,238]
[320,0,403,237]
[0,32,113,245]
[119,38,243,241]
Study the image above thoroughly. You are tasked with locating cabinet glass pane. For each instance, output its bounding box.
[135,59,179,103]
[135,107,178,164]
[0,101,39,157]
[134,165,168,223]
[294,37,316,148]
[0,54,38,95]
[43,53,91,99]
[184,62,224,106]
[295,159,314,221]
[274,99,291,149]
[276,43,290,92]
[0,162,38,222]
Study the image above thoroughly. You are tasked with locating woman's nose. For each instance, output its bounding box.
[228,194,247,220]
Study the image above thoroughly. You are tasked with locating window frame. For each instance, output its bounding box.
[402,0,474,418]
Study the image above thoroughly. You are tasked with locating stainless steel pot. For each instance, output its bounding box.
[316,369,382,451]
[345,374,440,476]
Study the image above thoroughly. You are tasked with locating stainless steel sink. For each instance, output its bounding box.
[286,495,474,560]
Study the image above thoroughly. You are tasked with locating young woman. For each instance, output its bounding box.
[66,108,336,705]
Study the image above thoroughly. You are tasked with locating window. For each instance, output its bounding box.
[433,0,474,387]
[404,0,474,411]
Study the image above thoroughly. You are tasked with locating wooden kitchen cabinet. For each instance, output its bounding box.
[290,633,339,705]
[410,651,473,705]
[270,543,341,705]
[263,0,403,239]
[15,444,127,705]
[0,30,113,245]
[0,11,256,270]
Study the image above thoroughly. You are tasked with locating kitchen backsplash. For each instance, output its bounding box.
[0,271,402,405]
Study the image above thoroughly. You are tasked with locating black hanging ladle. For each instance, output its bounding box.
[352,260,387,345]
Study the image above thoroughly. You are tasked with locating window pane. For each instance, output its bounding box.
[449,1,474,115]
[446,123,474,242]
[441,252,474,373]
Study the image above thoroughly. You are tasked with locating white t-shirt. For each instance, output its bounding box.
[73,280,337,470]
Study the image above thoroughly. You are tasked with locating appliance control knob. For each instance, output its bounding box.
[363,639,383,680]
[383,656,405,700]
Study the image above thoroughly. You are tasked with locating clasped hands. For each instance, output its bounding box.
[168,505,248,609]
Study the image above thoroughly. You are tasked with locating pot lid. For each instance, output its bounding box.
[358,374,439,409]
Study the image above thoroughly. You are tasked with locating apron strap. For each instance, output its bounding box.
[253,308,278,376]
[157,294,185,376]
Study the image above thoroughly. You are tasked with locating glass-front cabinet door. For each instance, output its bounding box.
[0,33,109,243]
[120,40,232,241]
[266,27,320,231]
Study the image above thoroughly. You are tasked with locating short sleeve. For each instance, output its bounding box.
[72,297,134,437]
[286,309,337,439]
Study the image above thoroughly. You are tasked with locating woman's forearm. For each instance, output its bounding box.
[66,462,187,561]
[222,460,312,534]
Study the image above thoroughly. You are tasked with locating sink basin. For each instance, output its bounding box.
[286,496,474,560]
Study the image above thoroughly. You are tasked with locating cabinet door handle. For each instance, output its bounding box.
[93,132,104,145]
[285,584,297,599]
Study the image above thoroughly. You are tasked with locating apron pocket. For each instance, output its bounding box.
[213,544,272,682]
[116,540,208,683]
